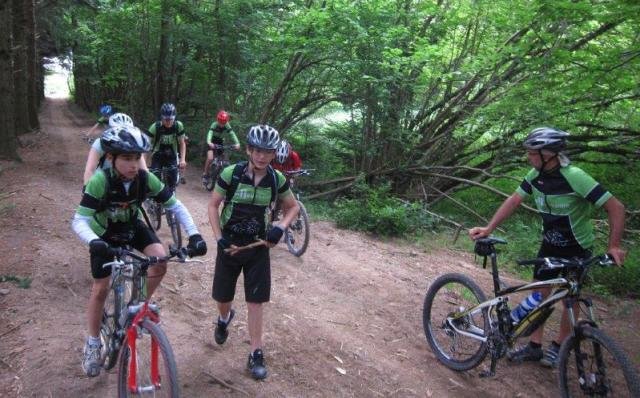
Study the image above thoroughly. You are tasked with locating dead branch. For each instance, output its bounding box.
[0,319,31,338]
[199,371,249,396]
[304,182,355,200]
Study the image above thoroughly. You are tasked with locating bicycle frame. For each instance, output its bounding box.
[445,251,586,347]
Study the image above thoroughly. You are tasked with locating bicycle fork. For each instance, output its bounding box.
[126,302,161,393]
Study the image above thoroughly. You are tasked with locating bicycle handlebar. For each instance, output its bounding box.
[209,144,238,150]
[283,169,312,177]
[102,246,196,270]
[516,254,615,270]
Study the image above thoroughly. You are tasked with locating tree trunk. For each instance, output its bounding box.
[12,0,31,134]
[155,0,171,107]
[25,0,39,129]
[0,0,19,160]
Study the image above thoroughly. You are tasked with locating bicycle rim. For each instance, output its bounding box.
[286,201,310,257]
[559,326,640,398]
[422,273,489,371]
[102,277,133,370]
[166,210,182,249]
[117,319,179,397]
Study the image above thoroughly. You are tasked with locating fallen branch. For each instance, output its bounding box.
[304,182,355,200]
[0,319,31,338]
[199,371,249,396]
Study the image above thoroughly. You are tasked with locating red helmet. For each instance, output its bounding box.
[217,110,230,124]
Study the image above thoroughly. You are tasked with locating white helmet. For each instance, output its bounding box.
[275,140,290,164]
[246,125,280,150]
[523,127,569,153]
[108,112,134,127]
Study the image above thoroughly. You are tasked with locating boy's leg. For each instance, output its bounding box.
[143,242,167,297]
[247,302,264,351]
[87,277,111,337]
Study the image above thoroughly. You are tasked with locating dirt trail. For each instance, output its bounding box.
[0,98,638,397]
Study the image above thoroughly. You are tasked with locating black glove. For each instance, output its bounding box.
[217,237,231,250]
[266,225,285,244]
[90,239,113,257]
[187,233,207,256]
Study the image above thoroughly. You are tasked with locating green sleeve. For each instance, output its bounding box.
[563,166,612,208]
[147,172,177,206]
[77,170,108,216]
[147,122,157,137]
[176,121,186,139]
[275,170,293,200]
[515,168,537,198]
[213,165,235,196]
[206,130,213,144]
[227,126,240,145]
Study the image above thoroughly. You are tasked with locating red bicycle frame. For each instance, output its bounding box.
[126,302,161,393]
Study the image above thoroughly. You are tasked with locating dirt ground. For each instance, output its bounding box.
[0,98,638,397]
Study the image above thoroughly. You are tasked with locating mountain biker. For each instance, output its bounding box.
[202,110,240,187]
[82,113,147,186]
[468,127,626,368]
[207,124,299,380]
[84,104,114,140]
[147,103,187,193]
[271,139,302,178]
[72,124,207,378]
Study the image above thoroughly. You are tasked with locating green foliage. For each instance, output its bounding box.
[334,179,437,237]
[0,275,32,289]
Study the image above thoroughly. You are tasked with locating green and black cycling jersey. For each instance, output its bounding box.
[148,120,186,155]
[214,164,291,238]
[77,168,175,236]
[207,122,239,147]
[515,165,612,250]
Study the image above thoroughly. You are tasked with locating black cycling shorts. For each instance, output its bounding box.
[212,245,271,303]
[534,242,591,281]
[90,219,161,279]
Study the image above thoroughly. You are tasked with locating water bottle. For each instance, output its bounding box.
[510,291,543,324]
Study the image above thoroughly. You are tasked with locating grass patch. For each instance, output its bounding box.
[0,274,32,289]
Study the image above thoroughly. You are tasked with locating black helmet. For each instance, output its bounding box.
[160,103,177,119]
[246,125,280,150]
[523,127,569,153]
[101,125,151,155]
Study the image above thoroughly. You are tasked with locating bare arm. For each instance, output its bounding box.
[468,193,523,240]
[207,190,225,242]
[179,138,187,168]
[603,196,626,264]
[83,148,102,185]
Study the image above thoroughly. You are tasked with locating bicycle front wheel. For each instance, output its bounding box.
[286,200,310,257]
[559,325,640,397]
[423,273,489,371]
[117,319,179,398]
[166,210,182,249]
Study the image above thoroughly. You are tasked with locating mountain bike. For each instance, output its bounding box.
[203,144,236,191]
[100,246,199,397]
[143,164,183,248]
[272,169,311,257]
[422,237,640,397]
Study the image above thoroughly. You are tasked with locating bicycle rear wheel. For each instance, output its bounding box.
[165,210,182,249]
[286,200,310,257]
[117,319,179,397]
[559,325,640,397]
[143,199,162,231]
[422,273,489,371]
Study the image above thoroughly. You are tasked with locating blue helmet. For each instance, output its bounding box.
[160,103,177,119]
[99,104,113,117]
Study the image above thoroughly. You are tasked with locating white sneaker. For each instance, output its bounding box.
[82,340,102,377]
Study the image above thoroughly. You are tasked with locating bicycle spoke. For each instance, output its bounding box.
[118,320,179,397]
[423,274,488,371]
[560,326,640,398]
